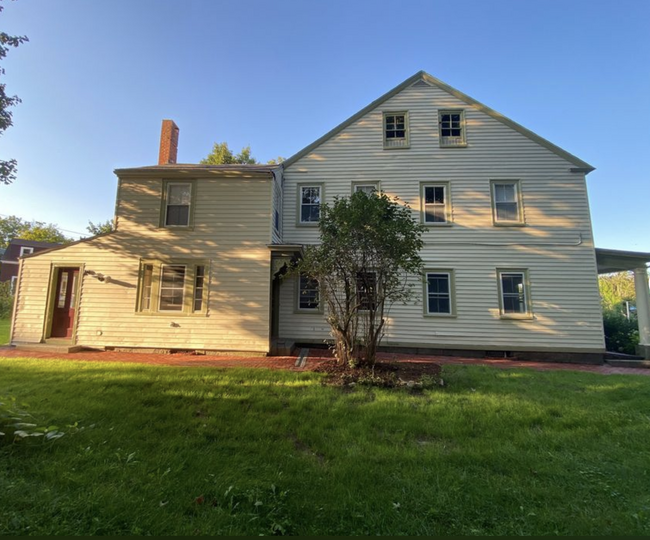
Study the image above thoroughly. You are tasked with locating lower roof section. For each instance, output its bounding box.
[596,248,650,274]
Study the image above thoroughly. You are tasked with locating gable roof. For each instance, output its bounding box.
[282,71,594,172]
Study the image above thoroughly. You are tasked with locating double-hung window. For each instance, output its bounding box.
[163,181,193,227]
[438,110,466,147]
[425,271,454,316]
[137,260,208,315]
[299,185,322,225]
[297,274,320,311]
[491,180,524,224]
[383,112,409,149]
[421,183,451,224]
[498,270,531,318]
[356,271,377,311]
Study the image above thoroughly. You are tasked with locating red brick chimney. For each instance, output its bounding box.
[158,119,179,165]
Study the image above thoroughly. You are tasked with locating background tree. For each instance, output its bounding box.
[86,219,114,236]
[598,271,641,354]
[1,0,29,185]
[599,272,636,312]
[294,191,425,367]
[201,142,285,165]
[0,215,70,248]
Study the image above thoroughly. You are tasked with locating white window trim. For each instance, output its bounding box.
[491,179,525,226]
[438,109,467,148]
[424,270,455,317]
[297,183,323,226]
[420,182,452,226]
[19,246,34,257]
[497,269,533,319]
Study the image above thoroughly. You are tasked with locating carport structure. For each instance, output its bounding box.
[596,248,650,359]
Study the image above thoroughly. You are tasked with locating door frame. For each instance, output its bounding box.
[43,263,84,343]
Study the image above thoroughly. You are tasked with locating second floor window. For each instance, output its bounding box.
[492,180,523,224]
[165,182,192,227]
[19,246,34,257]
[300,185,321,224]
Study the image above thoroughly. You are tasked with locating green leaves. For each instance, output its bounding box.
[0,395,66,445]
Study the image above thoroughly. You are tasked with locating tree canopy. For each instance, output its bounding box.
[86,219,114,236]
[0,215,71,248]
[0,0,29,185]
[294,191,425,367]
[200,142,284,166]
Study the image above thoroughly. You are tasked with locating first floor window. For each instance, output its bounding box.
[164,182,192,227]
[354,183,378,195]
[138,260,208,315]
[159,265,186,311]
[300,185,321,223]
[426,272,452,315]
[423,184,449,224]
[492,180,523,224]
[357,271,377,311]
[499,270,530,316]
[298,274,320,310]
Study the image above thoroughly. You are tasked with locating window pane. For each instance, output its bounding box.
[194,265,205,312]
[495,184,516,202]
[357,272,377,311]
[166,205,190,226]
[57,272,69,309]
[160,265,185,311]
[299,275,319,310]
[496,202,518,221]
[168,184,191,205]
[141,264,153,311]
[355,185,376,194]
[301,187,320,204]
[433,187,445,204]
[425,206,446,223]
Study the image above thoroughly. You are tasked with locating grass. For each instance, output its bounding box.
[0,318,10,345]
[1,358,650,536]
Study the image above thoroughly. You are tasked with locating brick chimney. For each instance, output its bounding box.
[158,119,179,165]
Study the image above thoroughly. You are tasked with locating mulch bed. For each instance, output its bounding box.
[313,357,442,387]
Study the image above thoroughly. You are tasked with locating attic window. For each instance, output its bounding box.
[439,110,466,147]
[383,112,409,149]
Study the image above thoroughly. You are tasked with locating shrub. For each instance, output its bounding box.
[0,281,14,319]
[603,309,639,355]
[0,395,65,445]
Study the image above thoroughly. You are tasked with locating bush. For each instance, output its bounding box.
[0,281,14,319]
[0,396,65,445]
[603,309,639,355]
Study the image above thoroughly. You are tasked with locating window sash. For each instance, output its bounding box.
[354,184,377,195]
[500,272,528,314]
[193,265,205,312]
[423,185,448,223]
[356,271,377,311]
[300,186,321,223]
[439,110,465,146]
[426,272,451,314]
[493,182,521,222]
[383,112,409,148]
[298,274,319,310]
[159,265,186,311]
[165,183,192,226]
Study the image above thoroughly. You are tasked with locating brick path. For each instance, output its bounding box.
[0,345,648,376]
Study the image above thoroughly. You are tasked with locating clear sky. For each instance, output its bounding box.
[1,0,649,249]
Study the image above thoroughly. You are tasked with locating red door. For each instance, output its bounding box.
[51,268,79,338]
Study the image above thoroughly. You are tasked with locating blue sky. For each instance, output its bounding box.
[2,0,649,249]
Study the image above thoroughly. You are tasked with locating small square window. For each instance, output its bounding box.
[19,246,34,257]
[353,182,379,195]
[383,112,409,149]
[438,110,466,147]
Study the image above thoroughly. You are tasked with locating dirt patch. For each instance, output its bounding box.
[314,358,443,388]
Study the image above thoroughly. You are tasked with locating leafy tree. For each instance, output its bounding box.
[201,142,284,165]
[201,142,258,165]
[1,0,29,185]
[599,272,636,312]
[86,219,114,236]
[294,191,425,367]
[0,215,70,248]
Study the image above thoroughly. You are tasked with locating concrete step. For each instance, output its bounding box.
[605,359,650,369]
[270,339,296,356]
[11,343,85,354]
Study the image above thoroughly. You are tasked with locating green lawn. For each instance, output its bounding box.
[0,318,10,345]
[1,358,649,536]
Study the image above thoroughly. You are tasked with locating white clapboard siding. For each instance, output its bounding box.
[13,176,273,353]
[280,81,604,352]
